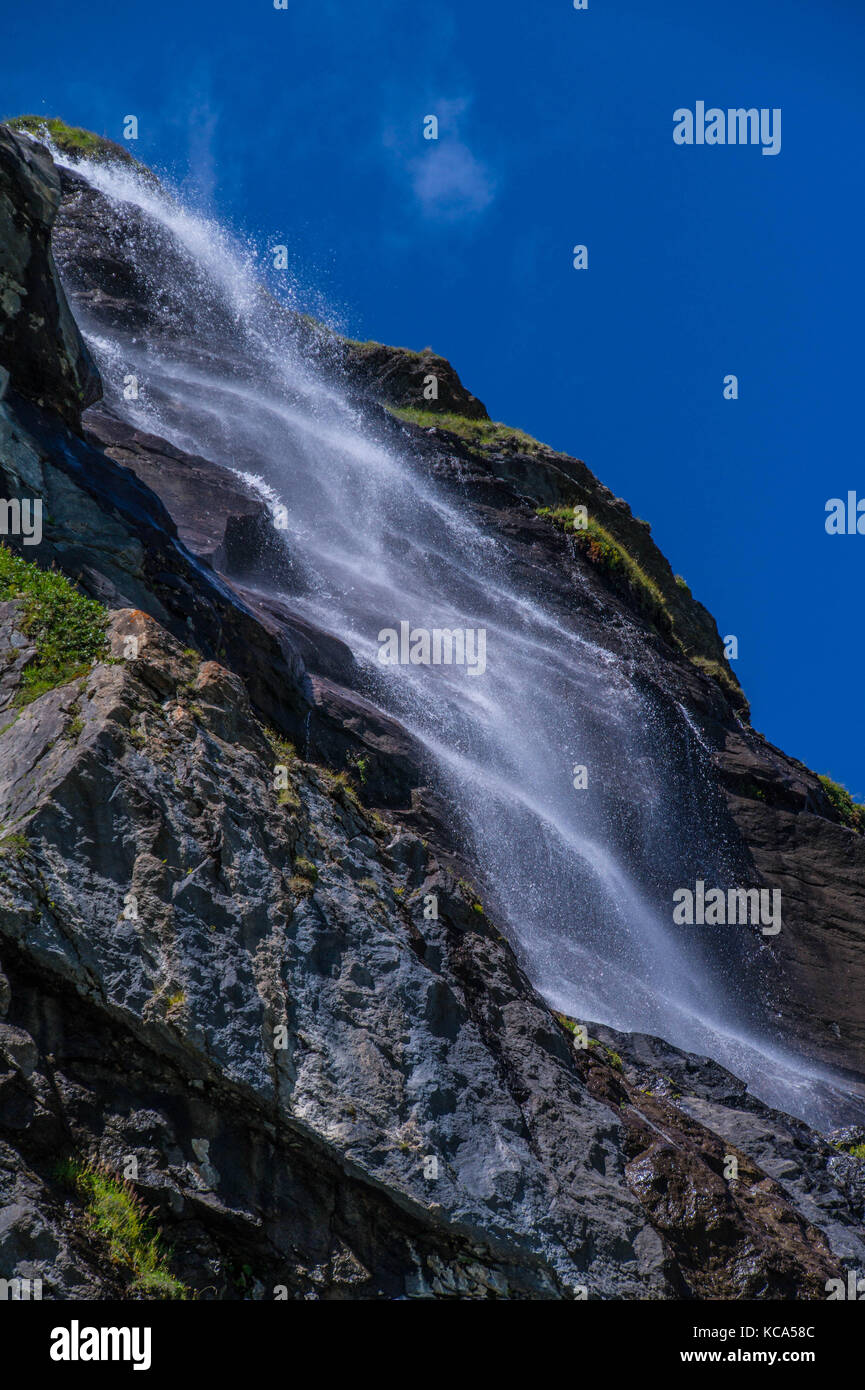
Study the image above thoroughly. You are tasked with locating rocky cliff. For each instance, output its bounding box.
[0,120,863,1300]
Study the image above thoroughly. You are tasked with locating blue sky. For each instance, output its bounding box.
[5,0,865,795]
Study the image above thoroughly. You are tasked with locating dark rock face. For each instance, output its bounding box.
[705,718,865,1076]
[583,1023,865,1280]
[0,127,100,426]
[83,407,294,583]
[341,342,489,419]
[0,122,864,1300]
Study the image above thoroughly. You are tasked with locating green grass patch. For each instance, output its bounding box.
[346,339,424,358]
[536,508,674,638]
[537,506,586,527]
[818,775,865,834]
[456,876,485,915]
[0,546,107,707]
[347,751,369,785]
[388,405,547,452]
[264,729,298,768]
[264,730,304,809]
[741,780,767,803]
[327,768,364,810]
[57,1158,187,1299]
[688,655,745,707]
[5,116,141,169]
[559,1021,623,1067]
[0,831,29,857]
[553,1012,615,1058]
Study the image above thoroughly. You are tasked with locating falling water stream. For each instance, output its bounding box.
[48,146,861,1130]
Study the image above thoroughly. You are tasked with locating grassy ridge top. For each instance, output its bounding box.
[5,116,144,171]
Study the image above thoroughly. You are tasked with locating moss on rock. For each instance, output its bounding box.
[818,774,865,834]
[537,506,675,640]
[5,116,142,170]
[0,545,107,706]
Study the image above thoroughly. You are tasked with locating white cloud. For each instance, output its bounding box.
[383,96,497,223]
[409,141,495,219]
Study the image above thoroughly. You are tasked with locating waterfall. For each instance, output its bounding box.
[47,144,857,1128]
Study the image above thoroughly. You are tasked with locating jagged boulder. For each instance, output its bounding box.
[342,341,489,419]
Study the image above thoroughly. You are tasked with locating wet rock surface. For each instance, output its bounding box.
[583,1022,865,1280]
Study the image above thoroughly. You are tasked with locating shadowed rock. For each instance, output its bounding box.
[0,126,100,426]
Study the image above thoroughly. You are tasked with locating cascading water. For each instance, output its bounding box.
[47,144,860,1129]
